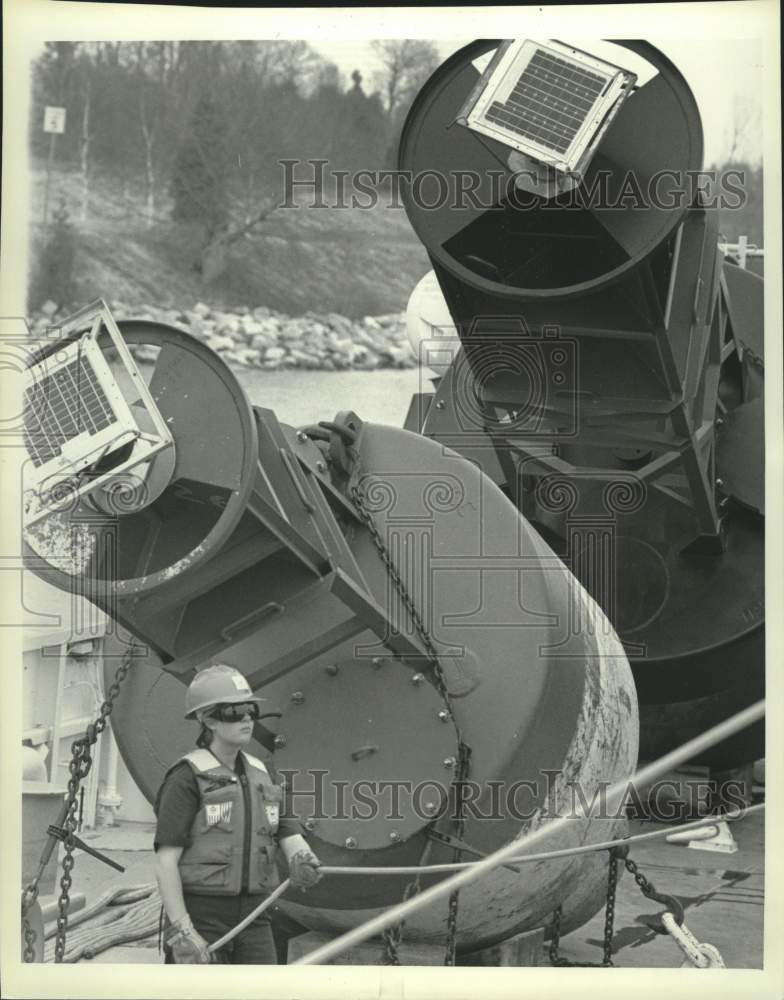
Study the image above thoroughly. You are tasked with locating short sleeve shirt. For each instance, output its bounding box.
[154,751,303,850]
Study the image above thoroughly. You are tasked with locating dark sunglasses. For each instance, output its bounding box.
[207,702,261,723]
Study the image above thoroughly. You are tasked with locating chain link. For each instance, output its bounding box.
[350,482,450,693]
[740,343,764,372]
[548,846,686,968]
[548,846,621,968]
[352,472,688,969]
[443,741,472,966]
[623,853,652,896]
[381,842,433,966]
[21,643,136,963]
[602,849,619,965]
[21,886,38,963]
[350,481,471,967]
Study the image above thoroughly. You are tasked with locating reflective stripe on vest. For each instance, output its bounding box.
[173,749,283,896]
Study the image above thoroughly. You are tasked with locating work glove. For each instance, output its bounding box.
[164,914,212,964]
[288,849,323,892]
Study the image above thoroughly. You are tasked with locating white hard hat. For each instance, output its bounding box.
[185,663,265,719]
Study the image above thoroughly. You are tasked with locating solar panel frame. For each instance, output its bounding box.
[23,335,140,477]
[22,301,175,526]
[24,354,117,467]
[459,40,636,174]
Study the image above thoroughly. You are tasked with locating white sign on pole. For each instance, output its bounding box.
[43,106,66,134]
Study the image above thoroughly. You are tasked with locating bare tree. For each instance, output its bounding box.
[78,69,92,222]
[136,43,157,227]
[371,40,440,118]
[75,42,119,223]
[195,41,330,282]
[725,95,762,164]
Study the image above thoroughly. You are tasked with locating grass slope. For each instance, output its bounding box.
[28,163,433,318]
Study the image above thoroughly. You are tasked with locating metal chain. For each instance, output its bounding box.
[623,853,654,897]
[444,741,472,966]
[549,846,686,968]
[21,887,38,963]
[350,481,471,967]
[21,643,136,963]
[350,482,457,709]
[602,848,619,965]
[740,343,764,372]
[381,841,434,966]
[620,849,685,932]
[548,846,620,968]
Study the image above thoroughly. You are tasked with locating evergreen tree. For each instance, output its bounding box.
[30,197,77,310]
[169,93,229,238]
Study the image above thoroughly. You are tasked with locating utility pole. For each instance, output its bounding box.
[42,106,66,230]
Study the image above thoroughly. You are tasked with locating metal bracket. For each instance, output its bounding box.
[47,825,125,873]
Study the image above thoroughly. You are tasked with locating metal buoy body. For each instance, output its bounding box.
[23,318,639,950]
[103,420,637,946]
[398,40,764,768]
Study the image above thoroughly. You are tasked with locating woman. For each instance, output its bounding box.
[154,663,322,964]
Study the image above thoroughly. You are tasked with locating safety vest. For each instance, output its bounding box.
[172,749,283,896]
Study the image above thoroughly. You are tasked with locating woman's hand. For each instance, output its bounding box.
[288,849,323,892]
[165,915,212,963]
[155,844,213,959]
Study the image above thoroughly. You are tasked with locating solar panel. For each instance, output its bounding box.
[485,50,607,154]
[24,355,117,467]
[458,40,636,176]
[22,300,175,527]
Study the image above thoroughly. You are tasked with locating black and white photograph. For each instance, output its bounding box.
[1,2,781,998]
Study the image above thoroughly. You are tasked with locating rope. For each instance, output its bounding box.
[309,803,764,876]
[293,698,764,965]
[30,801,761,962]
[206,880,290,954]
[43,895,161,963]
[661,912,726,968]
[42,884,156,939]
[149,803,763,966]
